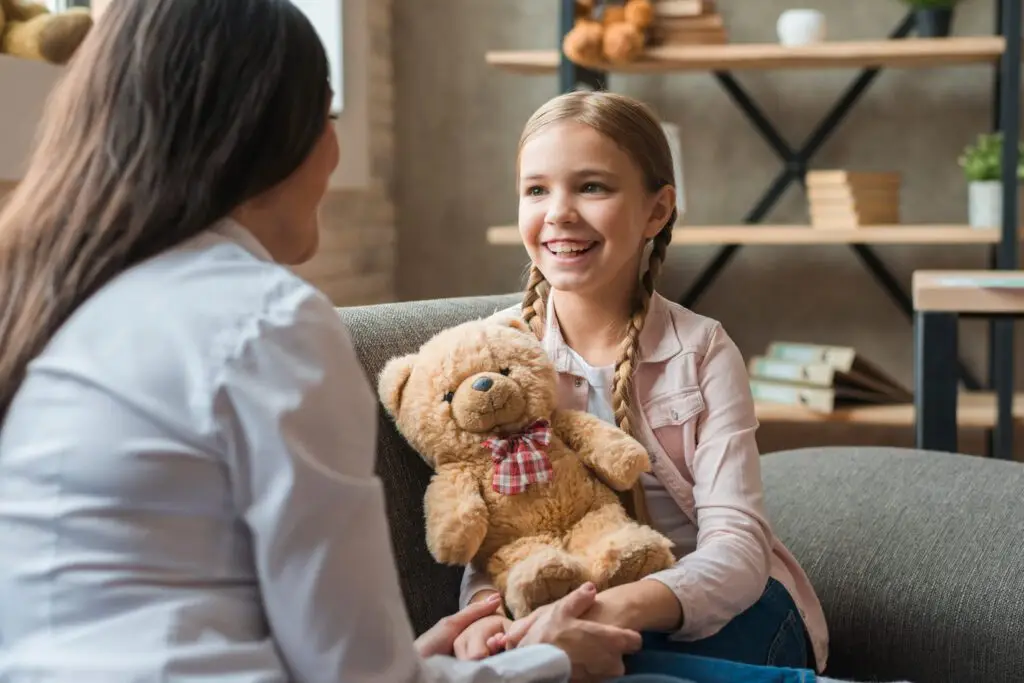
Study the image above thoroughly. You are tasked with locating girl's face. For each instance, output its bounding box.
[517,121,674,303]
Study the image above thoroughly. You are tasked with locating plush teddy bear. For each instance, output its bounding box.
[378,315,675,619]
[0,0,93,65]
[563,0,654,67]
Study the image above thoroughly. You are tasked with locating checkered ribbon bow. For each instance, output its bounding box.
[482,419,554,495]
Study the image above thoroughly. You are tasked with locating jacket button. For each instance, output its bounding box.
[671,409,679,420]
[574,377,584,388]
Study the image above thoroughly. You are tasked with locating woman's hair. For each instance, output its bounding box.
[518,91,677,433]
[516,91,677,524]
[0,0,331,420]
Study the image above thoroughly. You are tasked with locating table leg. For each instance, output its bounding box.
[915,311,959,453]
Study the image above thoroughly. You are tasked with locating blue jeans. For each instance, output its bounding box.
[613,579,816,683]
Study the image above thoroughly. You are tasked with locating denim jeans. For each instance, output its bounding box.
[613,578,816,683]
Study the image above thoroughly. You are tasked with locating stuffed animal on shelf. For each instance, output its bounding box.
[378,316,675,619]
[0,0,93,65]
[563,0,654,68]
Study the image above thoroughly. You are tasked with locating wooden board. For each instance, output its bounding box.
[913,270,1024,313]
[487,225,1012,246]
[486,36,1006,74]
[755,391,1024,428]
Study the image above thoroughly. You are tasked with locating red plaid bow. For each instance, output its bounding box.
[482,419,554,495]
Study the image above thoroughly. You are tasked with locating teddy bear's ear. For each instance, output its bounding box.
[377,354,415,417]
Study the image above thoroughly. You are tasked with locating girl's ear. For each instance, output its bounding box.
[644,185,677,238]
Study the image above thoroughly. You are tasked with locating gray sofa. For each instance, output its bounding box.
[338,294,1024,683]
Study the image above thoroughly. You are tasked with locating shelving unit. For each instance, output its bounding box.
[483,1,1023,454]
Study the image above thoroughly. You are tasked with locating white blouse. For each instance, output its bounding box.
[0,219,569,683]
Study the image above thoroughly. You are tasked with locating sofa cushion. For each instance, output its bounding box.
[337,294,519,636]
[761,446,1024,683]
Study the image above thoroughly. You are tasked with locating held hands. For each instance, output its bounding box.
[414,592,504,658]
[493,583,643,682]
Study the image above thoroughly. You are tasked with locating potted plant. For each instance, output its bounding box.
[958,131,1024,229]
[902,0,960,38]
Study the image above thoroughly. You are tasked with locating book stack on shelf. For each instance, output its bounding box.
[747,341,913,414]
[806,170,902,229]
[648,0,728,46]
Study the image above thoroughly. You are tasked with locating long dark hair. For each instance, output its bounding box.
[0,0,331,419]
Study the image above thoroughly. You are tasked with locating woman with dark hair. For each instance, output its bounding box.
[0,1,646,681]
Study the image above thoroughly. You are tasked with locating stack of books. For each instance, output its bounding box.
[805,170,901,229]
[747,341,912,414]
[648,0,728,46]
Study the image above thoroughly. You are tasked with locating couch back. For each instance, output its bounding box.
[337,294,519,635]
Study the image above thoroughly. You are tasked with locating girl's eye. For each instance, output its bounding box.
[443,391,455,403]
[499,368,511,376]
[581,182,606,193]
[525,186,545,196]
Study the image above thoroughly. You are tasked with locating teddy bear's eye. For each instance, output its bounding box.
[442,391,455,403]
[499,368,511,376]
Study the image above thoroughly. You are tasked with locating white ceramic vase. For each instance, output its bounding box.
[776,9,827,46]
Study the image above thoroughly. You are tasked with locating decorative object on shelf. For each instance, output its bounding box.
[805,170,901,229]
[775,9,827,46]
[0,0,93,64]
[648,0,726,46]
[747,341,912,414]
[563,0,655,67]
[959,131,1024,229]
[902,0,959,38]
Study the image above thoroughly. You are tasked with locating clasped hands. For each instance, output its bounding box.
[415,583,641,682]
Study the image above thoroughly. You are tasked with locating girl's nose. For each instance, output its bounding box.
[545,193,577,224]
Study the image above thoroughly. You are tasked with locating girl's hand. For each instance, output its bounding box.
[453,613,512,660]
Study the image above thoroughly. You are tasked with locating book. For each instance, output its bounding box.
[747,341,912,414]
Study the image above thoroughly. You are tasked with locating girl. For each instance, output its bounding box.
[453,90,830,681]
[0,2,643,682]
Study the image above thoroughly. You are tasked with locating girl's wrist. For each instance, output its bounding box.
[593,580,683,633]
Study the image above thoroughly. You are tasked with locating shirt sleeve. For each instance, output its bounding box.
[644,322,773,642]
[216,283,570,683]
[460,564,499,609]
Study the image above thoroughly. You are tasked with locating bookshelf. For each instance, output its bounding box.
[482,1,1023,445]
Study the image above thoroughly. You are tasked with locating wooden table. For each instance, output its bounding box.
[913,270,1024,458]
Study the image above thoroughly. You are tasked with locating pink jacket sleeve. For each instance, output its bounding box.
[643,323,773,641]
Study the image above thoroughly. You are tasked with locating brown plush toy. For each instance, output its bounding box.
[378,316,675,619]
[0,0,93,65]
[563,0,654,67]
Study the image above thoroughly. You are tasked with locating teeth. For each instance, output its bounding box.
[548,242,592,254]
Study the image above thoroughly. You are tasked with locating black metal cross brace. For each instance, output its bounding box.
[672,11,983,391]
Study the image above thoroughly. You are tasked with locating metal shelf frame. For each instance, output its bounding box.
[554,0,1021,458]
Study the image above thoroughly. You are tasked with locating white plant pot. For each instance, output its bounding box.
[968,180,1021,229]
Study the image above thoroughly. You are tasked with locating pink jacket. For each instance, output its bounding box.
[463,292,828,671]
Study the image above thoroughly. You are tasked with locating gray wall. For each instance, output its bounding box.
[393,0,1017,455]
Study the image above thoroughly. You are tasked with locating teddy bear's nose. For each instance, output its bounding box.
[472,377,494,392]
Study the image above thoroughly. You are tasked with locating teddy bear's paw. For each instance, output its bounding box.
[592,527,675,589]
[426,508,488,566]
[598,441,651,490]
[504,548,588,619]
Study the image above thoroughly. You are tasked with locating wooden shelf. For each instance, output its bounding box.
[756,392,1024,428]
[487,224,1013,247]
[486,36,1006,75]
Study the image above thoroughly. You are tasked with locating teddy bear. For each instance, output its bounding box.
[378,315,675,619]
[563,0,654,68]
[1,0,93,65]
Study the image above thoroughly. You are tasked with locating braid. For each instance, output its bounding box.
[612,217,675,524]
[521,264,549,340]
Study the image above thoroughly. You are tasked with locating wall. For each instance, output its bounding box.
[293,0,396,305]
[394,0,1018,454]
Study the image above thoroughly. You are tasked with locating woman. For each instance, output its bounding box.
[0,1,647,681]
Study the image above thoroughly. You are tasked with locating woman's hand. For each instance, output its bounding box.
[453,612,511,660]
[500,583,643,682]
[414,592,504,658]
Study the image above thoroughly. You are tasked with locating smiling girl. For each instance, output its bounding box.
[453,90,830,682]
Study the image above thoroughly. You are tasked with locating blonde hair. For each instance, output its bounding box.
[517,91,677,524]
